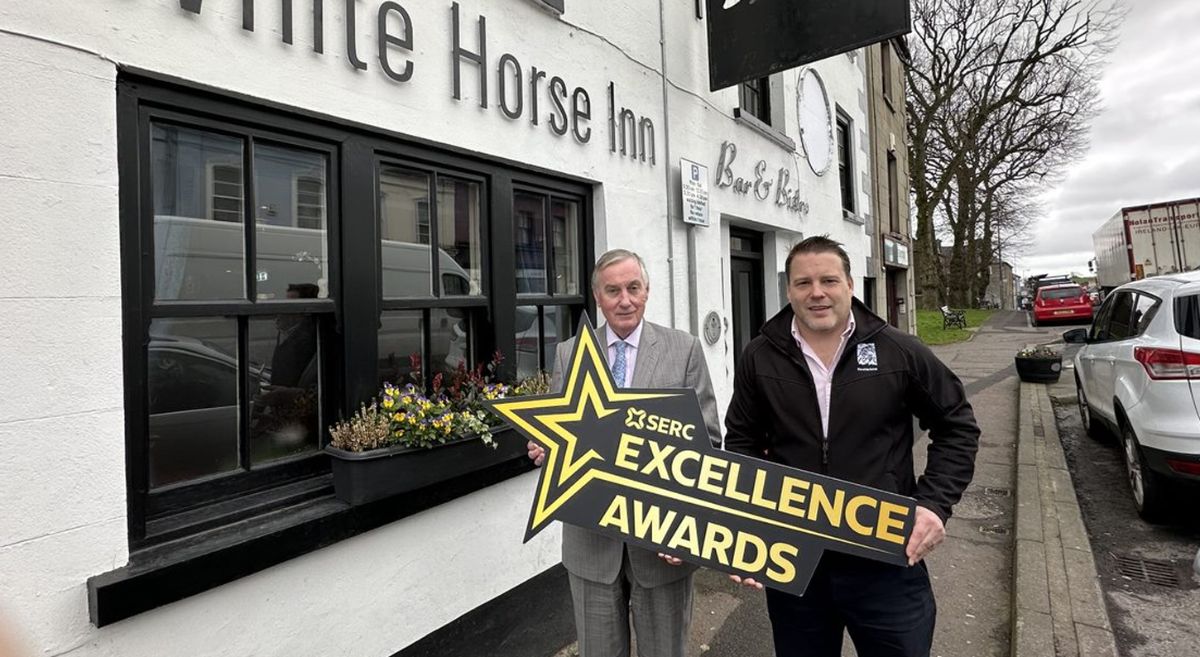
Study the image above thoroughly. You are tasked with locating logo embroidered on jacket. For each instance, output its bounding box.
[857,343,878,370]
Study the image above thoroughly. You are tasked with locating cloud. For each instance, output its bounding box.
[1026,0,1200,273]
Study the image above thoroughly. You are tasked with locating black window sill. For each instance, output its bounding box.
[733,109,796,152]
[88,457,535,627]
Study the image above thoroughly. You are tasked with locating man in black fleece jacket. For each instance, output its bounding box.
[724,236,979,657]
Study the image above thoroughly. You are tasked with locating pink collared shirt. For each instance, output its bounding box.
[606,321,644,387]
[791,316,856,438]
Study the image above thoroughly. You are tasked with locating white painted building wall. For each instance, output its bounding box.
[0,1,869,655]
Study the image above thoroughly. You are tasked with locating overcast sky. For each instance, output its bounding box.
[1015,0,1200,278]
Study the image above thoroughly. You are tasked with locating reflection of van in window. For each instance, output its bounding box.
[154,215,328,300]
[378,242,475,377]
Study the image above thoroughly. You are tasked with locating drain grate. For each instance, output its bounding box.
[1112,554,1183,588]
[978,524,1011,536]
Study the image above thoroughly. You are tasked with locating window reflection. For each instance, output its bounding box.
[147,318,241,488]
[437,177,482,296]
[514,192,546,294]
[151,124,246,301]
[248,314,320,465]
[380,166,433,298]
[551,200,580,295]
[253,144,329,301]
[378,310,424,388]
[431,308,472,379]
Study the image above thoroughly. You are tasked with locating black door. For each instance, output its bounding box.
[886,270,900,327]
[730,229,765,366]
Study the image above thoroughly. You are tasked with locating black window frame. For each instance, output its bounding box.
[511,184,590,374]
[125,101,343,546]
[836,111,855,215]
[118,77,594,550]
[881,40,894,105]
[739,76,771,125]
[887,151,900,234]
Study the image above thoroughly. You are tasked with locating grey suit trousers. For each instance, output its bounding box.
[550,321,721,657]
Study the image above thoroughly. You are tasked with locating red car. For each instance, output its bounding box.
[1032,284,1094,326]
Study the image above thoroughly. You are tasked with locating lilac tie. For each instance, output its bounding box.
[612,341,628,388]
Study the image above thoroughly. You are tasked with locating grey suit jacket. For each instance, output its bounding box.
[549,320,721,588]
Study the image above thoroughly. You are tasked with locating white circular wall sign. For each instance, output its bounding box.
[797,68,833,176]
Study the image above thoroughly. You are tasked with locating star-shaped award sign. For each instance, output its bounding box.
[488,317,918,595]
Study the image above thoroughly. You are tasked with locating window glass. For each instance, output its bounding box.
[545,305,574,374]
[515,305,542,380]
[1103,291,1136,341]
[739,77,770,124]
[1040,286,1084,300]
[551,199,580,295]
[436,176,483,296]
[147,318,240,488]
[253,144,329,300]
[514,192,547,294]
[1088,296,1113,341]
[1176,294,1200,339]
[380,166,433,298]
[151,123,246,301]
[378,310,424,389]
[1131,294,1159,336]
[248,315,320,465]
[836,116,854,213]
[431,307,472,379]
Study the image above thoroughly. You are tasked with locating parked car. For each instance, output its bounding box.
[1064,271,1200,520]
[1032,283,1094,326]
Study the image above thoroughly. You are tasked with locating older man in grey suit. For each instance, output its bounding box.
[527,248,721,657]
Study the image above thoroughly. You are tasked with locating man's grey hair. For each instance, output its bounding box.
[591,249,650,290]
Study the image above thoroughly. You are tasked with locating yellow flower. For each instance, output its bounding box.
[401,395,411,405]
[382,398,395,409]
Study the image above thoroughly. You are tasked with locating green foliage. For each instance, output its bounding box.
[916,309,995,345]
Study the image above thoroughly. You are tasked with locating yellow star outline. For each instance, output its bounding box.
[490,320,677,533]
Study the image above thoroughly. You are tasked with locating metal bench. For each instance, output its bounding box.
[940,305,966,330]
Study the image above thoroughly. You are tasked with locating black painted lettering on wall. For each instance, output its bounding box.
[346,0,367,70]
[548,77,569,135]
[618,109,635,156]
[638,117,655,164]
[498,54,524,119]
[529,67,547,125]
[607,82,617,153]
[283,0,293,43]
[314,0,323,52]
[451,2,487,108]
[571,88,591,143]
[609,83,652,162]
[378,2,414,82]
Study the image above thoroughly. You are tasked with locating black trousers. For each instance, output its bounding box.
[765,554,936,657]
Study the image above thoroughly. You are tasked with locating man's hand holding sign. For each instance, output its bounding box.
[490,317,918,596]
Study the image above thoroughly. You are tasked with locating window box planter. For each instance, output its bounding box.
[326,426,524,505]
[1014,353,1062,383]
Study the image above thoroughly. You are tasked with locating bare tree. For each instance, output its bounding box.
[906,0,1121,308]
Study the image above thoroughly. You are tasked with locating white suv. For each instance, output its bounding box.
[1064,271,1200,521]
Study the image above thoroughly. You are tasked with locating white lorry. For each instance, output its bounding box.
[1093,197,1200,292]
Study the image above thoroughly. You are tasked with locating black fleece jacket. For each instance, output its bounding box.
[724,299,980,523]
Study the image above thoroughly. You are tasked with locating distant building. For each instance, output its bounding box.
[863,37,916,333]
[984,261,1016,309]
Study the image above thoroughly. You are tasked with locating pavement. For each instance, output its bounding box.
[552,310,1117,657]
